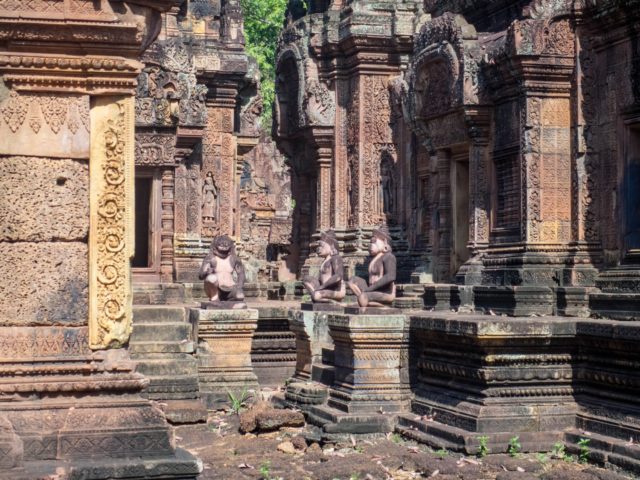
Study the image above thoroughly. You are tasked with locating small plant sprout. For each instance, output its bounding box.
[551,442,566,459]
[507,436,522,457]
[578,438,590,463]
[391,433,402,444]
[259,460,272,480]
[536,452,548,464]
[477,435,490,458]
[227,386,249,414]
[435,448,449,459]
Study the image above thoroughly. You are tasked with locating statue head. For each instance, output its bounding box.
[210,235,235,259]
[370,225,392,255]
[318,230,338,257]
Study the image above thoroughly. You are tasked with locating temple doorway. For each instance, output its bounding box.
[623,122,640,261]
[451,149,470,277]
[133,172,161,281]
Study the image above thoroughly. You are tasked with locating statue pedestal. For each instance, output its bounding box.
[307,312,411,436]
[191,308,259,409]
[284,308,338,409]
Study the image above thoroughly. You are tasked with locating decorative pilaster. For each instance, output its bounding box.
[89,96,135,350]
[160,168,175,283]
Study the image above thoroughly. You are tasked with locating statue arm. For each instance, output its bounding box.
[234,258,246,289]
[319,255,344,290]
[365,254,397,292]
[198,255,215,280]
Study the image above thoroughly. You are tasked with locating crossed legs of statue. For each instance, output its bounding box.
[204,274,244,302]
[302,276,345,303]
[347,276,395,308]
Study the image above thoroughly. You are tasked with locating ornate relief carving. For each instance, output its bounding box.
[89,96,134,349]
[135,133,176,166]
[0,91,27,133]
[304,79,335,126]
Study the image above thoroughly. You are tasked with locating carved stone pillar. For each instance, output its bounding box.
[203,91,238,238]
[435,149,452,283]
[160,168,175,283]
[317,152,332,232]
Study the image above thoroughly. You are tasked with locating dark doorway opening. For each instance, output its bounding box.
[133,176,152,268]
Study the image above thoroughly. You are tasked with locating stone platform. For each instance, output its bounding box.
[393,312,640,473]
[191,308,260,409]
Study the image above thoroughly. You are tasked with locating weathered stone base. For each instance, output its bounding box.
[589,292,640,320]
[0,326,201,478]
[396,312,640,473]
[424,284,473,311]
[251,306,296,387]
[307,404,397,435]
[305,312,411,435]
[16,448,201,480]
[192,308,260,410]
[158,399,208,425]
[474,286,554,316]
[301,302,345,312]
[284,381,329,407]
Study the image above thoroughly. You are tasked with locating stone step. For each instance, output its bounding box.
[131,322,192,343]
[130,340,196,354]
[134,357,198,377]
[133,306,187,324]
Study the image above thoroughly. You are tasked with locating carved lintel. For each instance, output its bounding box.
[89,96,135,349]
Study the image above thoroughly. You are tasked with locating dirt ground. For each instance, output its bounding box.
[174,406,636,480]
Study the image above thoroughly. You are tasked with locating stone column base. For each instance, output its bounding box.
[474,286,554,316]
[192,308,260,409]
[0,326,201,479]
[306,312,411,436]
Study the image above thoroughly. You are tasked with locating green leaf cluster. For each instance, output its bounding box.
[240,0,289,128]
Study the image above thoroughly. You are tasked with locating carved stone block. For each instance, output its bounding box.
[0,242,88,326]
[192,308,260,409]
[307,312,411,435]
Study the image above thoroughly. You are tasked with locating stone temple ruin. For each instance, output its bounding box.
[1,0,640,478]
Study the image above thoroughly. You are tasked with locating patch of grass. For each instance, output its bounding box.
[349,473,361,480]
[477,435,490,458]
[536,452,549,464]
[259,460,274,480]
[390,433,402,444]
[578,437,590,463]
[227,386,249,415]
[507,436,521,457]
[435,448,449,459]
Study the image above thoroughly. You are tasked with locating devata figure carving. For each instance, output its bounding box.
[199,235,246,304]
[347,226,397,308]
[302,230,345,303]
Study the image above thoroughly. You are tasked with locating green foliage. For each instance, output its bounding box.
[435,448,449,459]
[259,460,273,480]
[240,0,288,127]
[536,453,548,464]
[551,442,574,462]
[551,442,565,459]
[390,433,402,444]
[578,438,590,463]
[476,435,490,458]
[507,436,521,457]
[227,386,249,414]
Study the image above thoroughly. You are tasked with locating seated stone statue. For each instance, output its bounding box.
[302,230,346,303]
[199,235,245,303]
[347,226,396,308]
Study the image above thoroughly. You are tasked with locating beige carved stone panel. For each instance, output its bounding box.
[89,96,134,349]
[0,156,88,241]
[0,242,88,325]
[0,92,90,159]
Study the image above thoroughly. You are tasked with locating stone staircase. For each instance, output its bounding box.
[130,305,207,424]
